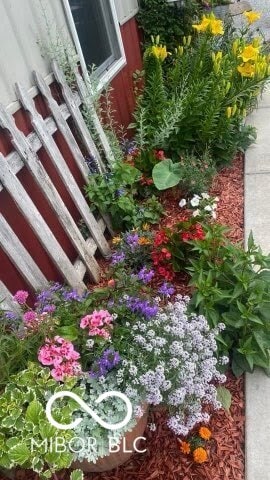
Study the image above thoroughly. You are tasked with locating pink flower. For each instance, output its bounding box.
[51,361,82,382]
[80,315,91,329]
[38,336,81,380]
[23,311,37,324]
[13,290,29,304]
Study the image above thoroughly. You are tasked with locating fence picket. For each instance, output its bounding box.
[52,60,106,173]
[0,281,21,313]
[75,72,115,165]
[0,103,101,283]
[15,83,111,260]
[0,214,48,290]
[33,70,89,182]
[0,153,86,292]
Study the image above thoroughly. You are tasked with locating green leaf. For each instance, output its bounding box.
[26,400,44,425]
[152,159,182,190]
[57,325,78,342]
[216,386,232,412]
[70,470,84,480]
[247,231,254,250]
[9,443,30,465]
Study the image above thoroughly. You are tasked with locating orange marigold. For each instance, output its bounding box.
[193,447,208,464]
[179,441,191,455]
[199,426,212,440]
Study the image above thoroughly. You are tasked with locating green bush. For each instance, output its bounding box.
[136,0,201,48]
[188,227,270,376]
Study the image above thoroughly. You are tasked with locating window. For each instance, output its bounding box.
[65,0,125,81]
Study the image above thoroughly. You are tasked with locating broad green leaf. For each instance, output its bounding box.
[57,325,78,342]
[26,400,44,425]
[70,470,84,480]
[216,386,232,412]
[9,443,30,465]
[152,159,182,190]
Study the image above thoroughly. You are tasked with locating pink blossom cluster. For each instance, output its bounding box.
[38,336,81,381]
[13,290,29,305]
[80,309,113,340]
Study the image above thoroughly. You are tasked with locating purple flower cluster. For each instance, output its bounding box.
[137,267,155,284]
[90,349,121,378]
[35,283,87,312]
[111,252,125,265]
[158,282,175,297]
[124,296,159,319]
[125,233,139,251]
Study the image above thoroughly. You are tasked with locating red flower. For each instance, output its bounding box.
[154,150,166,160]
[154,230,169,247]
[157,265,174,281]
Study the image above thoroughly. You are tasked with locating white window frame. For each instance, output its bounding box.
[62,0,127,90]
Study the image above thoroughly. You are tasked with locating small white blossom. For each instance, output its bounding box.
[192,209,200,217]
[204,205,212,212]
[190,196,200,207]
[201,192,210,199]
[179,198,186,208]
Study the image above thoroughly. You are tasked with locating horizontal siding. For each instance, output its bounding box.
[114,0,139,25]
[0,0,72,108]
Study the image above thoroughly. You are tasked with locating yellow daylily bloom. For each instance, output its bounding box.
[151,45,169,61]
[239,44,259,62]
[243,10,261,25]
[193,14,224,35]
[210,19,224,35]
[237,62,256,78]
[192,15,211,33]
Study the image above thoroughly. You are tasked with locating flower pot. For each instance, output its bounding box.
[72,408,148,473]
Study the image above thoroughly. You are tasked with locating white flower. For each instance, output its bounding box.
[212,203,217,210]
[201,192,210,199]
[192,209,200,217]
[214,197,219,202]
[212,211,217,219]
[204,205,212,212]
[179,198,186,208]
[190,196,200,207]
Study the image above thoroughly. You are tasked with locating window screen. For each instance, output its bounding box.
[69,0,120,75]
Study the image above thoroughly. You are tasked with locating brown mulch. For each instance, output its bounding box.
[0,155,245,480]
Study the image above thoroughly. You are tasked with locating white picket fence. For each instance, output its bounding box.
[0,62,115,310]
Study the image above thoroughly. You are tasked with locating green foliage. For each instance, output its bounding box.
[133,15,270,167]
[188,228,270,376]
[137,0,201,47]
[0,363,84,479]
[85,161,163,230]
[152,152,216,193]
[216,386,232,412]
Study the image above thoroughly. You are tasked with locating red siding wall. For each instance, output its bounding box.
[110,17,142,128]
[0,16,142,297]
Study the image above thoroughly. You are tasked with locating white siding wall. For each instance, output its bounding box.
[114,0,139,25]
[0,0,72,108]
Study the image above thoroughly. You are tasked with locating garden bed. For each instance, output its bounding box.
[0,156,245,480]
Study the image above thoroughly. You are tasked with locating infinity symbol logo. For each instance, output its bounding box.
[46,391,133,431]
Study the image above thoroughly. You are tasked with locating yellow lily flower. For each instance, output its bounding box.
[237,62,256,78]
[239,44,259,63]
[210,18,224,35]
[243,10,261,25]
[193,14,224,36]
[151,45,169,62]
